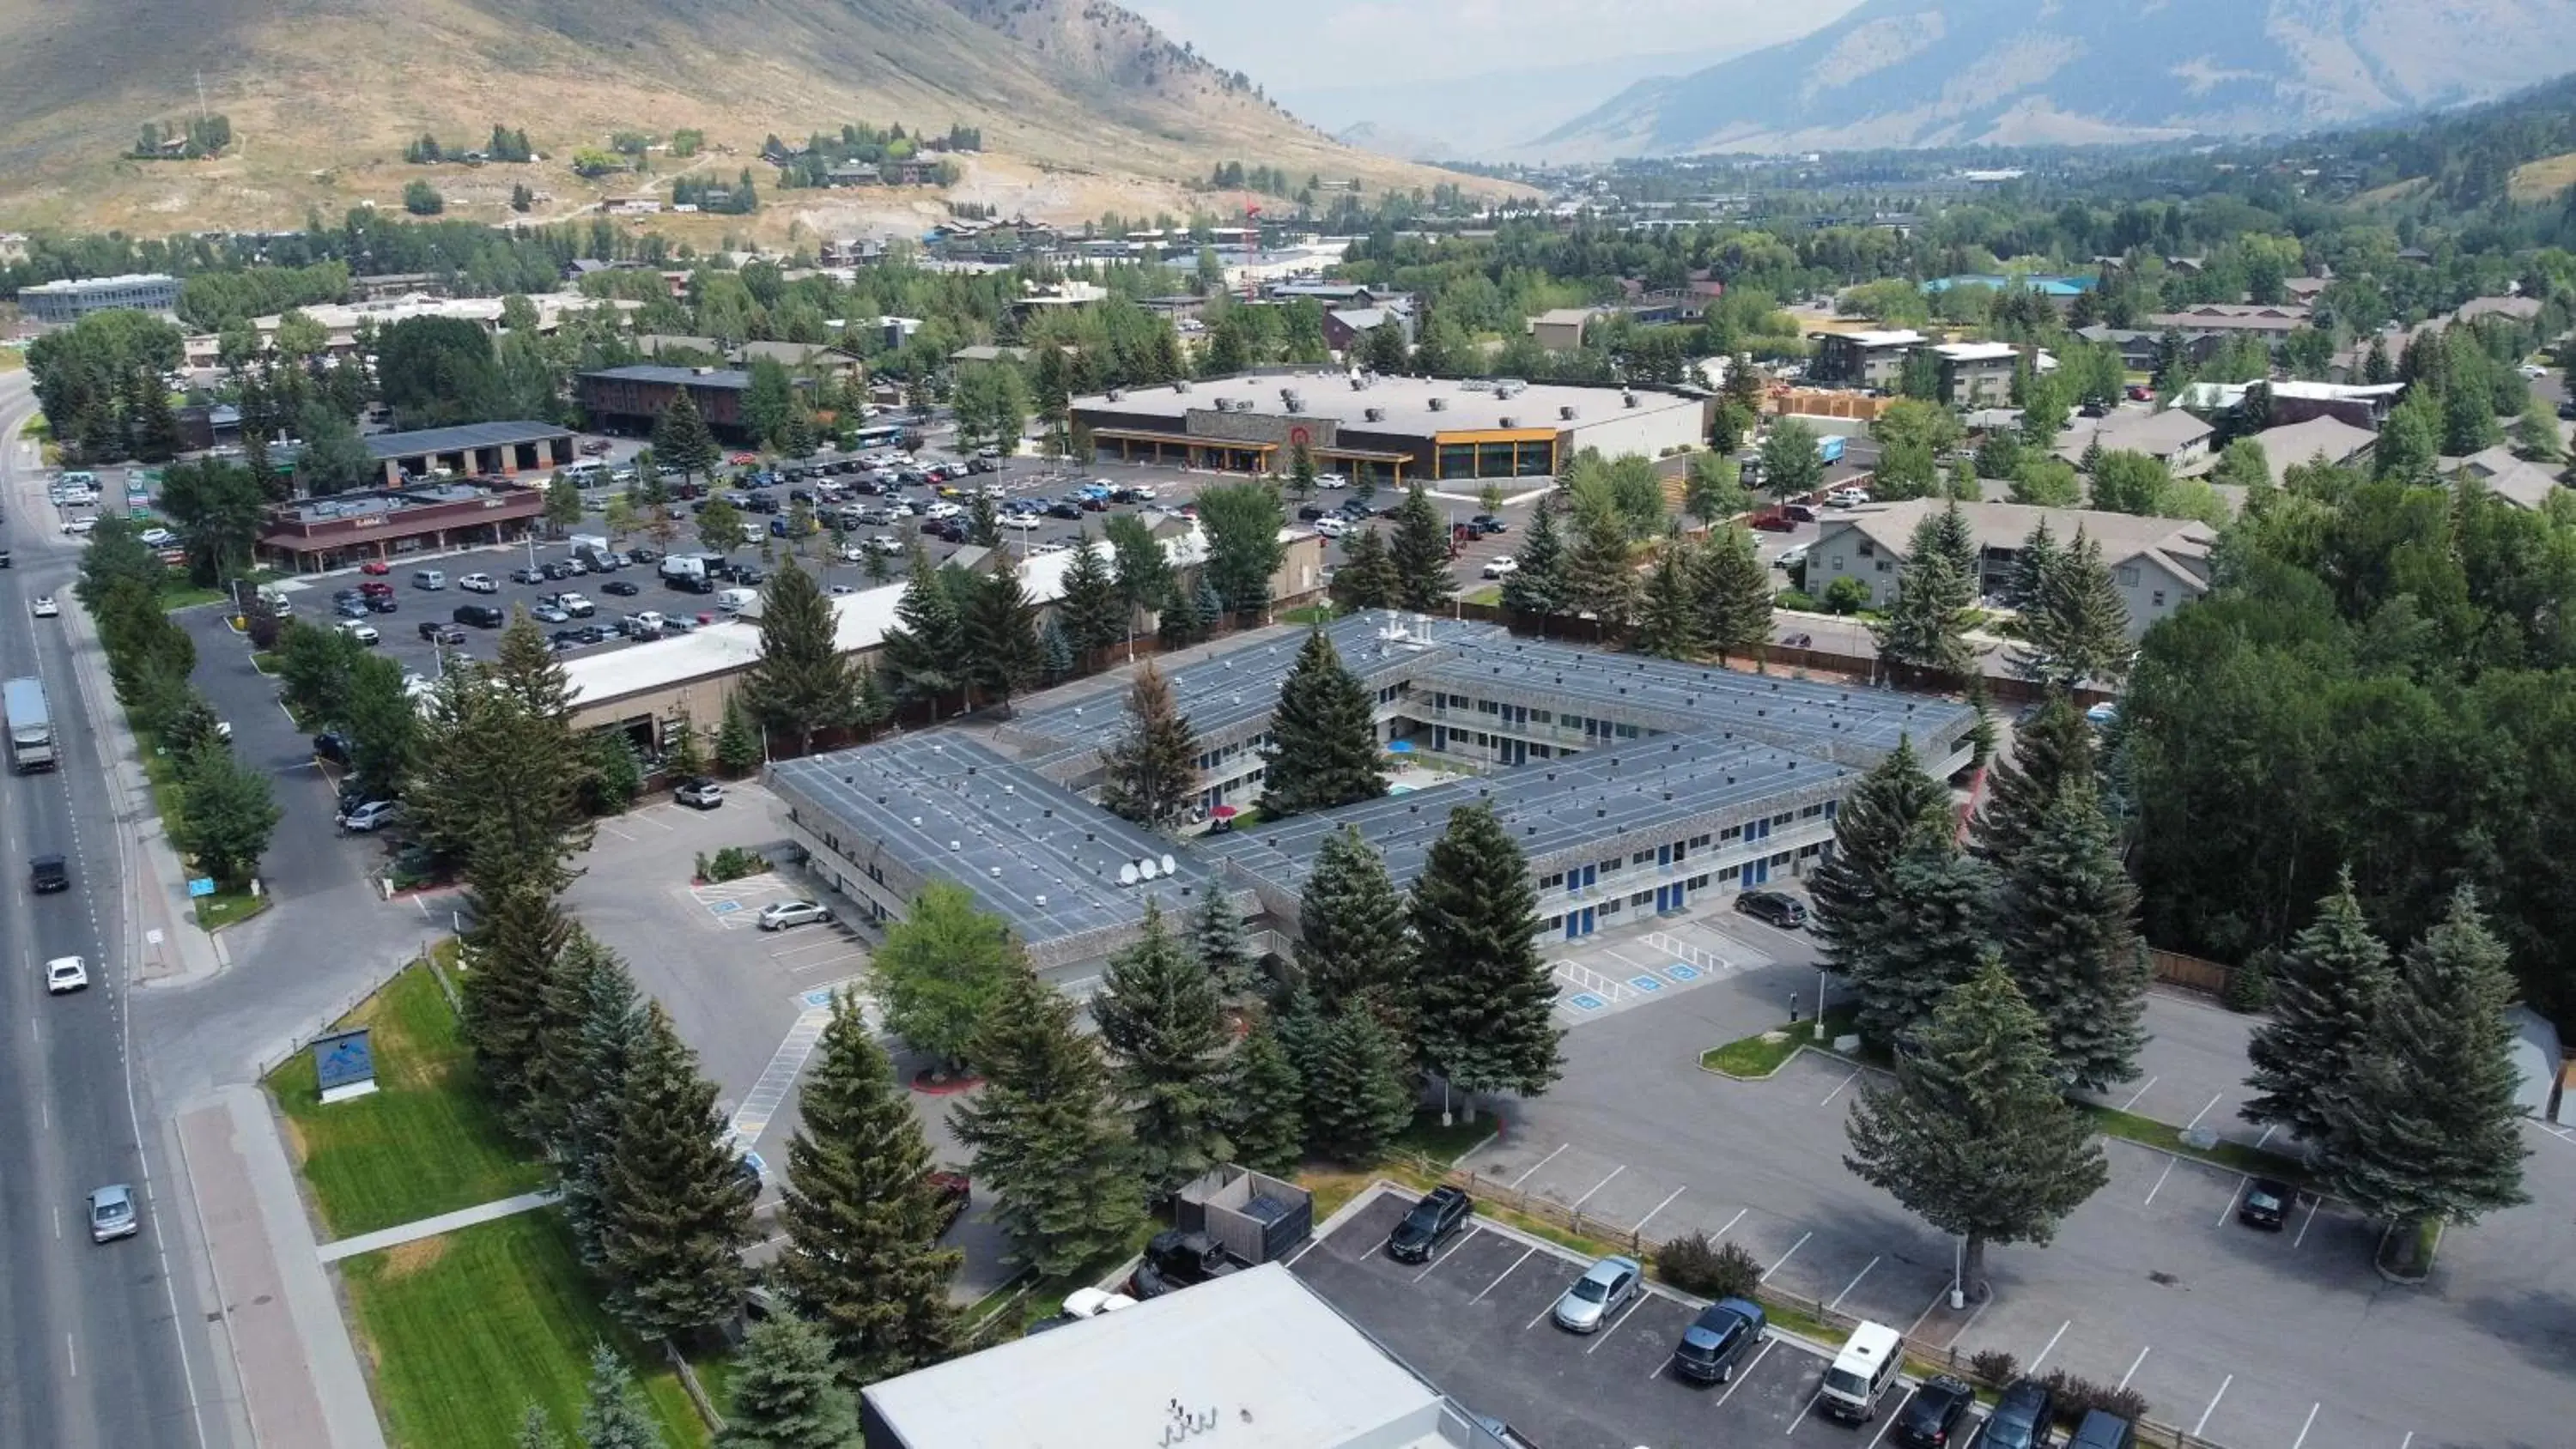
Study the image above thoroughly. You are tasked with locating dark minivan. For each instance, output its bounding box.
[1973,1378,2056,1449]
[1669,1296,1765,1384]
[2065,1409,2137,1449]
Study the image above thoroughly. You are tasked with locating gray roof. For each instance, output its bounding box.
[770,735,1219,946]
[2052,407,2214,464]
[363,420,571,459]
[1073,373,1701,441]
[582,363,756,391]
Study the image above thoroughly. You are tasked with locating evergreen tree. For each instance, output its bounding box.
[2321,888,2530,1270]
[1560,499,1639,631]
[963,567,1042,713]
[1923,500,1978,579]
[1190,888,1258,1000]
[413,619,592,899]
[531,934,644,1264]
[1994,784,2146,1090]
[1287,440,1318,500]
[1694,524,1774,664]
[459,882,572,1115]
[1038,615,1076,684]
[876,548,964,711]
[514,1404,562,1449]
[2243,870,2392,1151]
[1387,483,1455,612]
[653,388,720,484]
[575,1344,664,1449]
[1093,902,1235,1192]
[2013,529,2131,689]
[715,1312,860,1449]
[1261,629,1387,815]
[1226,1011,1306,1174]
[1971,693,2097,864]
[1299,1002,1416,1163]
[1849,833,1997,1050]
[1870,548,1976,681]
[1056,533,1126,663]
[741,559,859,754]
[1330,526,1399,611]
[714,697,762,776]
[1631,543,1704,659]
[1295,828,1413,1028]
[1844,961,2109,1297]
[2003,518,2062,612]
[1499,494,1566,619]
[775,993,961,1382]
[598,1003,756,1341]
[1809,739,1953,985]
[1097,662,1199,831]
[1406,803,1564,1109]
[950,964,1146,1276]
[1156,575,1206,650]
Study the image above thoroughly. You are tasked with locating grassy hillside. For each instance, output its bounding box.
[0,0,1499,235]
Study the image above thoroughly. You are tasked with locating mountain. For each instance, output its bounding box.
[1535,0,2576,158]
[1280,45,1754,163]
[0,0,1492,233]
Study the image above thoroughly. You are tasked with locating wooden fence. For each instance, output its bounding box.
[2148,947,2234,997]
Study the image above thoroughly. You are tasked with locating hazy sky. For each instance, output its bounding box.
[1131,0,1856,89]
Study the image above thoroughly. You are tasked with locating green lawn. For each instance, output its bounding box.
[1462,585,1504,606]
[267,960,549,1238]
[1279,603,1337,626]
[1701,1004,1857,1078]
[2080,1102,2310,1185]
[339,1210,712,1449]
[1391,1110,1497,1166]
[193,888,270,931]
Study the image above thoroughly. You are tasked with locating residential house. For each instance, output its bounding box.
[2445,444,2564,512]
[2143,303,2311,339]
[1809,330,1925,390]
[1811,499,2215,638]
[1529,307,1602,353]
[2247,415,2378,486]
[2052,407,2215,473]
[1929,342,2018,407]
[823,161,879,187]
[1325,306,1414,355]
[2073,324,2221,372]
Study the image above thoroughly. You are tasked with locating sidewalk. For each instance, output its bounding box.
[177,1086,387,1449]
[316,1190,559,1264]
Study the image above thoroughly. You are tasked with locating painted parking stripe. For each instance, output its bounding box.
[2142,1157,2178,1207]
[1760,1231,1810,1282]
[2293,1196,2323,1248]
[2194,1375,2233,1438]
[2287,1403,2320,1449]
[1507,1144,1568,1190]
[1571,1165,1625,1207]
[2117,1345,2151,1390]
[1706,1336,1775,1402]
[1820,1068,1862,1107]
[2184,1092,2225,1131]
[2026,1319,2070,1373]
[1633,1185,1687,1234]
[2117,1075,2159,1111]
[1585,1292,1647,1354]
[1827,1256,1879,1312]
[1473,1246,1536,1302]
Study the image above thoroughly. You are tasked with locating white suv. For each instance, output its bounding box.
[458,573,500,593]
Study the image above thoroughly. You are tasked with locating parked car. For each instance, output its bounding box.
[1468,513,1508,534]
[1551,1255,1642,1332]
[1670,1297,1766,1384]
[337,800,404,833]
[313,730,355,766]
[1826,485,1872,508]
[2237,1177,2292,1231]
[1975,1379,2057,1449]
[417,621,466,646]
[458,573,499,593]
[1893,1374,1977,1447]
[1735,889,1807,929]
[553,592,596,617]
[530,605,570,624]
[1480,555,1519,579]
[335,621,381,646]
[47,955,91,994]
[1776,544,1809,571]
[1750,511,1799,532]
[2065,1410,2137,1449]
[1387,1186,1473,1263]
[359,560,392,576]
[453,603,507,629]
[1313,515,1352,538]
[88,1184,138,1242]
[1127,1229,1249,1300]
[674,778,725,809]
[601,579,641,597]
[756,900,830,931]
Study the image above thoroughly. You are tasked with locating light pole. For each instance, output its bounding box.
[1950,1235,1966,1311]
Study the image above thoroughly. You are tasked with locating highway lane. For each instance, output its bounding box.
[0,374,212,1449]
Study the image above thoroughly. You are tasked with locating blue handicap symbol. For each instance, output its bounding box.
[708,899,744,916]
[1666,963,1701,982]
[1628,974,1664,993]
[1567,992,1607,1011]
[801,987,836,1009]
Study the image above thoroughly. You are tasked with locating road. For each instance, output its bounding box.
[0,373,218,1448]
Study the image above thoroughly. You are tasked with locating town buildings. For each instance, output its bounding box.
[21,273,182,324]
[1810,500,2214,638]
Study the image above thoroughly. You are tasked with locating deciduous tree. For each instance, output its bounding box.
[871,882,1024,1072]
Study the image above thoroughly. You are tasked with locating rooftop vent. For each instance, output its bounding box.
[988,865,1002,877]
[1035,894,1048,906]
[1559,405,1578,421]
[1498,415,1516,428]
[1364,406,1385,422]
[1106,388,1123,401]
[950,840,963,851]
[1428,397,1448,412]
[1623,391,1638,409]
[910,815,923,827]
[1173,379,1189,392]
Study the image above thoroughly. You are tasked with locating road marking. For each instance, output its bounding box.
[54,1205,62,1240]
[2184,1092,2224,1131]
[2217,1174,2251,1228]
[67,1333,76,1379]
[725,1004,835,1152]
[1713,1338,1775,1406]
[2399,1433,2414,1449]
[2027,1319,2071,1373]
[2293,1196,2322,1248]
[2288,1403,2320,1449]
[2194,1375,2233,1437]
[1820,1068,1862,1107]
[1523,1298,1560,1332]
[596,821,637,842]
[1507,1143,1569,1190]
[2254,1124,2277,1149]
[2117,1344,2150,1390]
[1473,1246,1534,1302]
[1633,1185,1687,1234]
[2117,1076,2159,1111]
[1863,1408,1900,1448]
[1411,1245,1461,1283]
[1760,1231,1811,1282]
[1943,1292,1991,1347]
[1571,1165,1625,1207]
[1828,1256,1880,1312]
[1279,1238,1319,1269]
[2142,1157,2178,1207]
[1586,1294,1645,1353]
[1785,1392,1818,1435]
[1905,1286,1947,1337]
[1715,1207,1748,1240]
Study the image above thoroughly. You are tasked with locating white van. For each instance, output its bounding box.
[1818,1320,1903,1423]
[562,458,607,482]
[411,569,447,591]
[714,587,757,615]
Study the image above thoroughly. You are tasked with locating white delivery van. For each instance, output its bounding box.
[1819,1321,1904,1422]
[714,588,758,615]
[562,459,607,482]
[660,555,708,585]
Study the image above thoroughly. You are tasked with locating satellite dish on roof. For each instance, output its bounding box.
[1139,858,1161,880]
[1119,863,1140,886]
[1159,853,1177,876]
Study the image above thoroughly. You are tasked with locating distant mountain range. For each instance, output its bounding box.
[1535,0,2576,156]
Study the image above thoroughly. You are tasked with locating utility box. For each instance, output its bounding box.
[1174,1165,1312,1265]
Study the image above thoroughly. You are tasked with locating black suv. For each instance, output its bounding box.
[1669,1297,1765,1384]
[1387,1186,1473,1263]
[1974,1379,2057,1449]
[1893,1374,1976,1447]
[30,854,70,894]
[453,603,507,629]
[1735,889,1808,929]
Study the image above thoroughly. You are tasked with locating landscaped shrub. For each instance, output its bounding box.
[1777,589,1820,612]
[1655,1231,1762,1300]
[695,846,770,883]
[2041,1369,2150,1426]
[1969,1349,2020,1386]
[2221,949,2275,1013]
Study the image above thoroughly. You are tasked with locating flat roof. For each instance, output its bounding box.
[364,420,572,458]
[772,735,1223,947]
[26,272,177,293]
[581,363,756,391]
[1932,342,2018,362]
[1072,373,1702,441]
[275,480,536,525]
[860,1264,1447,1449]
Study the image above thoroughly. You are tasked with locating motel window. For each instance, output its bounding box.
[1689,834,1712,849]
[1771,812,1795,827]
[1797,843,1824,860]
[1686,874,1710,890]
[1601,898,1623,916]
[1629,890,1654,907]
[1770,852,1792,867]
[1531,710,1552,726]
[1631,850,1654,865]
[1801,803,1826,818]
[1829,555,1845,573]
[1540,872,1564,889]
[1721,825,1741,841]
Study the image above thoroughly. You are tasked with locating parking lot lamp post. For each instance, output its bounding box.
[1815,965,1829,1040]
[1951,1234,1965,1310]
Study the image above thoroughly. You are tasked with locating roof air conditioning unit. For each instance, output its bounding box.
[1498,415,1516,428]
[1106,388,1123,401]
[1284,393,1303,411]
[1559,405,1577,420]
[1173,379,1188,392]
[1279,387,1295,401]
[1364,407,1385,422]
[1623,391,1638,408]
[1428,397,1447,411]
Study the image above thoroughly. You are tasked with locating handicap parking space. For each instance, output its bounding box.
[1546,912,1801,1028]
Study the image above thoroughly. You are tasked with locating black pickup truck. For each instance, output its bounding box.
[1126,1229,1249,1300]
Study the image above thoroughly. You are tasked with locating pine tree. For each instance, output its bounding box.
[1190,888,1258,1000]
[575,1343,664,1449]
[661,719,708,781]
[1923,500,1978,579]
[2004,518,2062,612]
[1300,1003,1416,1163]
[1844,961,2109,1298]
[715,1312,859,1449]
[775,993,961,1382]
[1097,662,1199,831]
[1406,803,1564,1111]
[1870,548,1976,681]
[1499,494,1566,620]
[1849,834,1997,1049]
[413,622,592,900]
[1295,827,1413,1027]
[1260,629,1387,815]
[1388,483,1455,612]
[1809,739,1953,986]
[1561,500,1640,631]
[877,547,966,711]
[2324,888,2532,1271]
[1039,615,1075,683]
[2244,870,2392,1151]
[951,964,1146,1276]
[514,1403,562,1449]
[1330,526,1399,611]
[1056,533,1126,663]
[1971,694,2096,864]
[2013,529,2131,689]
[459,882,572,1116]
[714,697,762,776]
[1156,575,1206,650]
[1694,524,1773,664]
[963,567,1042,714]
[741,558,859,754]
[1994,783,2146,1090]
[1093,902,1234,1193]
[1631,543,1704,659]
[598,1003,756,1341]
[1227,1010,1306,1174]
[530,934,644,1261]
[653,387,720,484]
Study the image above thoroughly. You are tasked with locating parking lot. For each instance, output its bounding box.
[1289,1185,1979,1449]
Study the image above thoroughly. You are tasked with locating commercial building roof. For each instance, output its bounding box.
[24,272,177,294]
[276,480,532,525]
[1819,329,1925,349]
[363,420,573,459]
[860,1264,1453,1449]
[1930,342,2018,363]
[583,363,756,391]
[1074,372,1702,440]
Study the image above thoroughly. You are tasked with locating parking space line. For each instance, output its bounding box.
[1905,1287,1948,1337]
[598,822,637,842]
[1827,1256,1879,1312]
[2117,1345,2150,1390]
[2288,1403,2320,1449]
[1280,1238,1320,1269]
[2194,1375,2233,1437]
[1571,1165,1625,1207]
[1760,1231,1810,1282]
[1508,1144,1569,1190]
[1522,1298,1559,1332]
[1714,1207,1747,1240]
[1941,1293,1990,1348]
[2117,1075,2159,1111]
[2184,1092,2224,1131]
[1584,1294,1646,1354]
[2027,1319,2070,1373]
[2216,1174,2251,1227]
[1410,1245,1465,1284]
[1863,1409,1900,1449]
[1712,1338,1775,1405]
[2142,1157,2178,1206]
[1473,1246,1535,1302]
[1820,1067,1862,1107]
[1633,1185,1687,1234]
[2293,1196,2322,1248]
[1785,1391,1819,1435]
